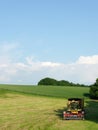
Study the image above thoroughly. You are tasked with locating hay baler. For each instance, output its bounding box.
[63,98,85,120]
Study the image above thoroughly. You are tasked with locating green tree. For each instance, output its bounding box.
[90,78,98,99]
[95,78,98,86]
[38,77,57,86]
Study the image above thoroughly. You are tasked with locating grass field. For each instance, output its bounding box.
[0,84,89,98]
[0,85,98,130]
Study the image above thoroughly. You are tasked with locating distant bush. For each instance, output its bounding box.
[38,77,57,86]
[90,78,98,99]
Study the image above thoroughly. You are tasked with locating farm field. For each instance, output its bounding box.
[0,84,89,98]
[0,85,98,130]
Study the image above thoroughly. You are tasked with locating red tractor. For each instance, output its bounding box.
[63,98,85,120]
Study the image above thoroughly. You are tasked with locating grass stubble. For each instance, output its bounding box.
[0,85,98,130]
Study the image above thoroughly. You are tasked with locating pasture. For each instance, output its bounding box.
[0,85,98,130]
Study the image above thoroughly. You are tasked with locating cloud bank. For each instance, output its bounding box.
[77,55,98,64]
[0,43,98,85]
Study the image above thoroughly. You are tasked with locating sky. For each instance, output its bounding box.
[0,0,98,85]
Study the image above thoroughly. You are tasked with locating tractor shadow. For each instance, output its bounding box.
[54,100,98,123]
[54,107,65,120]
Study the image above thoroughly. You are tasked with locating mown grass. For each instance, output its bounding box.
[0,84,89,98]
[0,91,98,130]
[0,84,98,130]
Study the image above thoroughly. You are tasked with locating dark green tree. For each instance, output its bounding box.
[38,77,57,86]
[95,78,98,86]
[90,78,98,99]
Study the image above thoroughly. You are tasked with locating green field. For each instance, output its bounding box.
[0,84,89,98]
[0,84,98,130]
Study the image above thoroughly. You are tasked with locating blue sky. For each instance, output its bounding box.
[0,0,98,85]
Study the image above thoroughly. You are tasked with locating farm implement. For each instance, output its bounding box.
[63,98,85,120]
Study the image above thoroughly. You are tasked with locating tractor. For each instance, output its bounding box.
[63,98,85,120]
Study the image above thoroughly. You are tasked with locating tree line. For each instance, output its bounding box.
[38,77,87,87]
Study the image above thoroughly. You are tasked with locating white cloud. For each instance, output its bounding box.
[77,55,98,64]
[0,64,8,68]
[41,61,61,67]
[0,44,98,85]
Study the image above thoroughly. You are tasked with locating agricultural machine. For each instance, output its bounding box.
[63,98,85,120]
